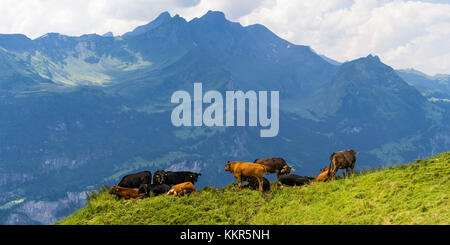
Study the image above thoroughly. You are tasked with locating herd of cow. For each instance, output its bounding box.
[108,149,358,199]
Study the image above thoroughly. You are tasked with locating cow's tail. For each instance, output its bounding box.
[328,155,334,178]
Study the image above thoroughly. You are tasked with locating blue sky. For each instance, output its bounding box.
[0,0,448,75]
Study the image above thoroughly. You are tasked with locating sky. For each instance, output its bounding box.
[0,0,449,75]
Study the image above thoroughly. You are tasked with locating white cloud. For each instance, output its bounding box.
[0,0,194,37]
[236,0,450,75]
[0,0,448,74]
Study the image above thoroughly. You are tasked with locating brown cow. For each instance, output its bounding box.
[225,161,269,192]
[313,167,334,182]
[166,181,196,197]
[253,158,294,180]
[329,149,358,180]
[108,186,144,200]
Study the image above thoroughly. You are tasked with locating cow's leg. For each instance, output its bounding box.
[237,175,242,189]
[330,160,336,180]
[330,167,335,180]
[333,168,338,180]
[274,170,279,188]
[344,168,349,179]
[257,177,263,192]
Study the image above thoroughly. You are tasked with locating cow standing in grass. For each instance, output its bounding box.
[225,161,269,192]
[253,158,294,180]
[328,150,358,180]
[118,171,152,188]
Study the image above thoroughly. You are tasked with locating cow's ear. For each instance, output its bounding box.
[356,152,359,155]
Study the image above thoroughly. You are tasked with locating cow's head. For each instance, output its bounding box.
[225,161,232,172]
[281,165,294,174]
[108,186,119,194]
[347,149,359,157]
[189,173,201,182]
[153,170,167,185]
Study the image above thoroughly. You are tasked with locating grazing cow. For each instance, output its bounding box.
[153,170,201,186]
[253,158,294,180]
[167,181,196,197]
[329,150,358,180]
[279,174,311,187]
[225,161,269,192]
[108,186,144,200]
[313,167,334,182]
[138,183,171,197]
[118,171,152,188]
[242,176,271,192]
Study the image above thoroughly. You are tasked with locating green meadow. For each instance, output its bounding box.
[56,152,450,225]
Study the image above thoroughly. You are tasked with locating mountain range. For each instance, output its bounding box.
[0,10,449,224]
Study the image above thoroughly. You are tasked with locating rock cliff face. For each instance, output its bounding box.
[4,192,86,225]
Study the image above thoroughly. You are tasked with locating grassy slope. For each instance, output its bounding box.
[56,152,450,225]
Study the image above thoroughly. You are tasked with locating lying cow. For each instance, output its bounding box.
[138,183,171,197]
[279,174,312,187]
[329,149,358,180]
[254,158,294,180]
[153,170,201,186]
[118,171,152,188]
[314,167,334,182]
[167,181,196,197]
[242,176,271,192]
[109,186,144,200]
[225,161,268,192]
